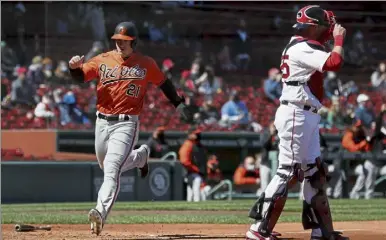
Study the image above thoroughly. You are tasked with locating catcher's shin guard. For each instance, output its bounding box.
[248,164,304,237]
[302,158,348,240]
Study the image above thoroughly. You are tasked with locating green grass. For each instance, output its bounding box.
[2,199,386,224]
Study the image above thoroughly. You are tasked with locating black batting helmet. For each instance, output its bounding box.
[293,5,330,30]
[111,21,138,48]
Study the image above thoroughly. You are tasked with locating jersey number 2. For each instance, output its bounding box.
[280,54,290,79]
[126,83,141,98]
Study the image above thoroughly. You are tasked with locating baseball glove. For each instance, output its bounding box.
[176,100,194,123]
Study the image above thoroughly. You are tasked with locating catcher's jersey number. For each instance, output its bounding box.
[280,54,290,79]
[126,83,141,98]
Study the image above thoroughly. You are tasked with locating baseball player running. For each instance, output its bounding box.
[68,22,192,236]
[246,6,349,240]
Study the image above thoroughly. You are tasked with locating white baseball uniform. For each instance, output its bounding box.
[277,36,330,166]
[249,36,332,237]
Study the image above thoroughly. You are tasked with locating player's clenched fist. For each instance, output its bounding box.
[68,55,85,69]
[333,24,346,38]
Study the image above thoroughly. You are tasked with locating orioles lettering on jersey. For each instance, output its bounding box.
[99,64,147,85]
[81,51,165,115]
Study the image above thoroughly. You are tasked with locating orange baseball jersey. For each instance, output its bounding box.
[81,51,165,115]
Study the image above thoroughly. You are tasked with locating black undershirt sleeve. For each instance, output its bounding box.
[159,78,183,108]
[69,67,85,83]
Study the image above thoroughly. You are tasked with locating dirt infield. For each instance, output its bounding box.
[3,221,386,240]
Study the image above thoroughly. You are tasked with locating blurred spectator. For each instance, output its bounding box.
[217,45,236,71]
[53,88,71,126]
[11,67,36,107]
[189,60,204,82]
[205,155,223,185]
[232,19,251,70]
[145,21,164,43]
[371,62,386,89]
[61,89,90,125]
[195,65,222,100]
[233,156,260,193]
[27,55,45,88]
[340,80,359,98]
[34,94,55,120]
[326,97,346,129]
[342,120,371,153]
[220,90,249,128]
[192,52,204,65]
[324,71,342,100]
[342,102,357,126]
[162,21,178,45]
[1,41,18,78]
[201,155,223,200]
[179,128,207,202]
[1,72,11,102]
[342,120,372,199]
[85,41,105,62]
[50,60,72,86]
[42,57,53,79]
[318,107,330,129]
[343,116,386,199]
[263,68,282,104]
[257,122,278,196]
[196,100,220,125]
[146,126,171,158]
[354,94,376,129]
[180,60,205,94]
[181,70,196,94]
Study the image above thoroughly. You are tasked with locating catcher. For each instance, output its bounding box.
[246,6,349,240]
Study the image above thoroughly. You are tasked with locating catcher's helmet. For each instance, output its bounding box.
[293,5,330,30]
[111,21,138,48]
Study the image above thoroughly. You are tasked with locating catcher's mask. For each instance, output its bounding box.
[111,21,138,48]
[293,5,336,43]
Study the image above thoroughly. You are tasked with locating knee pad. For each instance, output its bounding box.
[306,158,329,190]
[248,164,303,235]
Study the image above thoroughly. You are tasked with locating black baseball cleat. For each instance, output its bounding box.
[310,231,350,240]
[139,145,150,178]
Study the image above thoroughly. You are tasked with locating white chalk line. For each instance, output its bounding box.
[142,228,385,238]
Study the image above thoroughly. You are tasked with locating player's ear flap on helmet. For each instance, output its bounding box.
[297,11,302,19]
